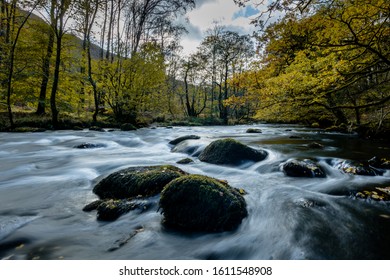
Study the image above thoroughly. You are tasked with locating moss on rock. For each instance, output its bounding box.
[159,174,247,232]
[83,199,151,221]
[93,165,188,199]
[198,138,267,165]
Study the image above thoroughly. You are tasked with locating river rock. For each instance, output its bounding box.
[169,135,200,145]
[176,158,194,164]
[368,157,390,169]
[335,160,384,176]
[307,142,324,149]
[93,165,188,199]
[73,143,106,149]
[246,128,262,133]
[83,199,151,221]
[198,138,267,165]
[120,123,137,131]
[354,186,390,201]
[171,140,204,156]
[159,175,247,232]
[282,159,326,178]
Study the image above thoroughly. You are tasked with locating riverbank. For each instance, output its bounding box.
[1,111,389,140]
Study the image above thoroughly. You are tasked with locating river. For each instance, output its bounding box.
[0,124,389,260]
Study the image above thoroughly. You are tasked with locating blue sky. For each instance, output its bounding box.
[180,0,261,55]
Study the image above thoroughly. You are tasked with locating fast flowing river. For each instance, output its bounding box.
[0,124,389,260]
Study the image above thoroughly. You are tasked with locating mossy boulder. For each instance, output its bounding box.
[83,199,151,221]
[335,160,384,176]
[198,138,267,165]
[93,165,188,199]
[169,135,200,145]
[159,175,247,232]
[282,159,326,178]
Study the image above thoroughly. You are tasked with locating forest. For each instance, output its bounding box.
[0,0,389,137]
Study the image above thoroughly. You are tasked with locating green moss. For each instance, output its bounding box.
[198,138,267,165]
[93,165,188,199]
[159,174,247,232]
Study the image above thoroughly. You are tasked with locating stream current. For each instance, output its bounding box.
[0,124,389,260]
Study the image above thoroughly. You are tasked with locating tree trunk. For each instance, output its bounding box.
[50,33,62,129]
[36,27,54,115]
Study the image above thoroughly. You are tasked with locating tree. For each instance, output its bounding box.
[1,0,39,127]
[235,0,390,129]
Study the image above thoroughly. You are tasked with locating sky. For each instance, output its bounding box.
[180,0,262,55]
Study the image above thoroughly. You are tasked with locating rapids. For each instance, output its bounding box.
[0,124,389,259]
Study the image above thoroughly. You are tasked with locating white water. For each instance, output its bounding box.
[0,124,390,259]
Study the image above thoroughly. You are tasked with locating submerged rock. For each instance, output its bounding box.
[282,159,326,178]
[246,128,262,133]
[307,142,324,149]
[198,138,267,165]
[73,143,106,149]
[335,160,384,176]
[176,158,194,164]
[159,175,247,232]
[93,165,188,199]
[368,157,390,170]
[83,199,151,221]
[169,135,200,145]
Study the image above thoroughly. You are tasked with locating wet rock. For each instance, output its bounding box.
[198,138,267,165]
[176,158,194,164]
[83,199,151,221]
[354,187,390,201]
[93,165,188,199]
[246,128,262,133]
[159,175,247,232]
[289,135,302,139]
[169,135,200,145]
[120,123,137,131]
[89,126,104,132]
[335,160,384,176]
[307,142,324,149]
[368,157,390,169]
[73,143,106,149]
[171,140,204,157]
[282,159,326,178]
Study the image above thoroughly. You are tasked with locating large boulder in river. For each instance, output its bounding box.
[282,159,326,178]
[198,138,267,165]
[335,160,384,176]
[93,165,188,199]
[169,135,200,145]
[159,175,247,232]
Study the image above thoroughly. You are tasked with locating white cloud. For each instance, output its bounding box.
[180,0,261,55]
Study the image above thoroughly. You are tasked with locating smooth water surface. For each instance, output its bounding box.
[0,124,389,259]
